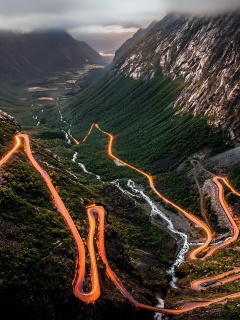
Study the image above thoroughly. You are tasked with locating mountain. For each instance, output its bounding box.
[112,11,240,139]
[63,12,240,174]
[0,110,20,157]
[2,10,240,320]
[0,110,174,320]
[57,12,240,318]
[0,30,105,84]
[113,21,157,62]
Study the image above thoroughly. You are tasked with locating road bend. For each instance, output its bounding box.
[1,133,101,303]
[88,204,240,315]
[94,124,212,260]
[2,131,240,315]
[0,135,21,166]
[204,176,239,258]
[191,268,240,291]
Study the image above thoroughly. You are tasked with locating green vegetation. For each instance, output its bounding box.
[155,168,201,216]
[61,73,228,173]
[0,153,76,319]
[0,120,18,157]
[227,164,240,191]
[0,125,171,319]
[0,61,238,319]
[39,72,228,221]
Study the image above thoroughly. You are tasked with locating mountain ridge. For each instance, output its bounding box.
[0,30,105,84]
[113,21,157,63]
[112,11,240,140]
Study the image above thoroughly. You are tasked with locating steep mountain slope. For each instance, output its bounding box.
[0,110,20,156]
[0,30,104,84]
[64,73,227,174]
[55,12,240,318]
[112,11,240,139]
[0,112,176,320]
[64,11,233,176]
[113,21,157,62]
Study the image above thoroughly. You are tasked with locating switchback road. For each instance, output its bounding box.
[1,129,240,316]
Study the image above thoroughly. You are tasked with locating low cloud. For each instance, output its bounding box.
[165,0,240,14]
[0,0,162,31]
[0,0,239,32]
[0,1,239,52]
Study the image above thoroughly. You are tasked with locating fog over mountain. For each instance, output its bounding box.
[1,4,240,320]
[166,0,240,14]
[0,0,239,52]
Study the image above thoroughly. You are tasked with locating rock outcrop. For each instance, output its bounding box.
[112,11,240,139]
[0,110,20,129]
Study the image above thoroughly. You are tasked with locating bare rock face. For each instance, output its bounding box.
[0,110,20,129]
[112,11,240,139]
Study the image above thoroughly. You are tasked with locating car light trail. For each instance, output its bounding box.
[82,123,95,142]
[1,130,240,315]
[94,124,212,260]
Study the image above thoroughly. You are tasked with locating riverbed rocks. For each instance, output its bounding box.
[203,179,232,233]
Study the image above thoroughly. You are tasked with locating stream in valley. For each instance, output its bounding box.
[71,152,191,319]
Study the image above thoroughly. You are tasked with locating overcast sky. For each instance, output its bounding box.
[0,0,239,52]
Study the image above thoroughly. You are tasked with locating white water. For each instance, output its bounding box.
[33,115,40,126]
[154,297,164,320]
[77,162,101,180]
[62,130,71,144]
[126,179,189,286]
[70,157,190,318]
[73,156,189,284]
[110,178,189,285]
[59,110,63,122]
[72,152,78,162]
[59,110,72,126]
[111,179,141,199]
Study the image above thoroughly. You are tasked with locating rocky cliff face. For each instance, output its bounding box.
[112,11,240,140]
[113,21,156,62]
[0,110,20,157]
[0,110,20,129]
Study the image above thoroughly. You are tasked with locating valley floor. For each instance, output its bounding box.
[1,65,240,320]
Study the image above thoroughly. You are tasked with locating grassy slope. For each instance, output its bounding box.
[50,72,228,220]
[53,71,240,319]
[1,65,237,319]
[0,119,175,319]
[0,120,18,157]
[63,73,227,173]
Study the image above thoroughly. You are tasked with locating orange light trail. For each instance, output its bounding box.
[204,176,239,258]
[0,135,21,167]
[82,123,95,142]
[191,268,240,291]
[2,130,240,315]
[95,124,212,260]
[69,134,80,145]
[85,204,240,315]
[72,137,80,145]
[0,134,100,303]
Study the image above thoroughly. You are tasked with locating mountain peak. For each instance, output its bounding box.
[112,11,240,139]
[0,30,104,84]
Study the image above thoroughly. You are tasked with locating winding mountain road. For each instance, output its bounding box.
[1,134,100,303]
[1,128,240,316]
